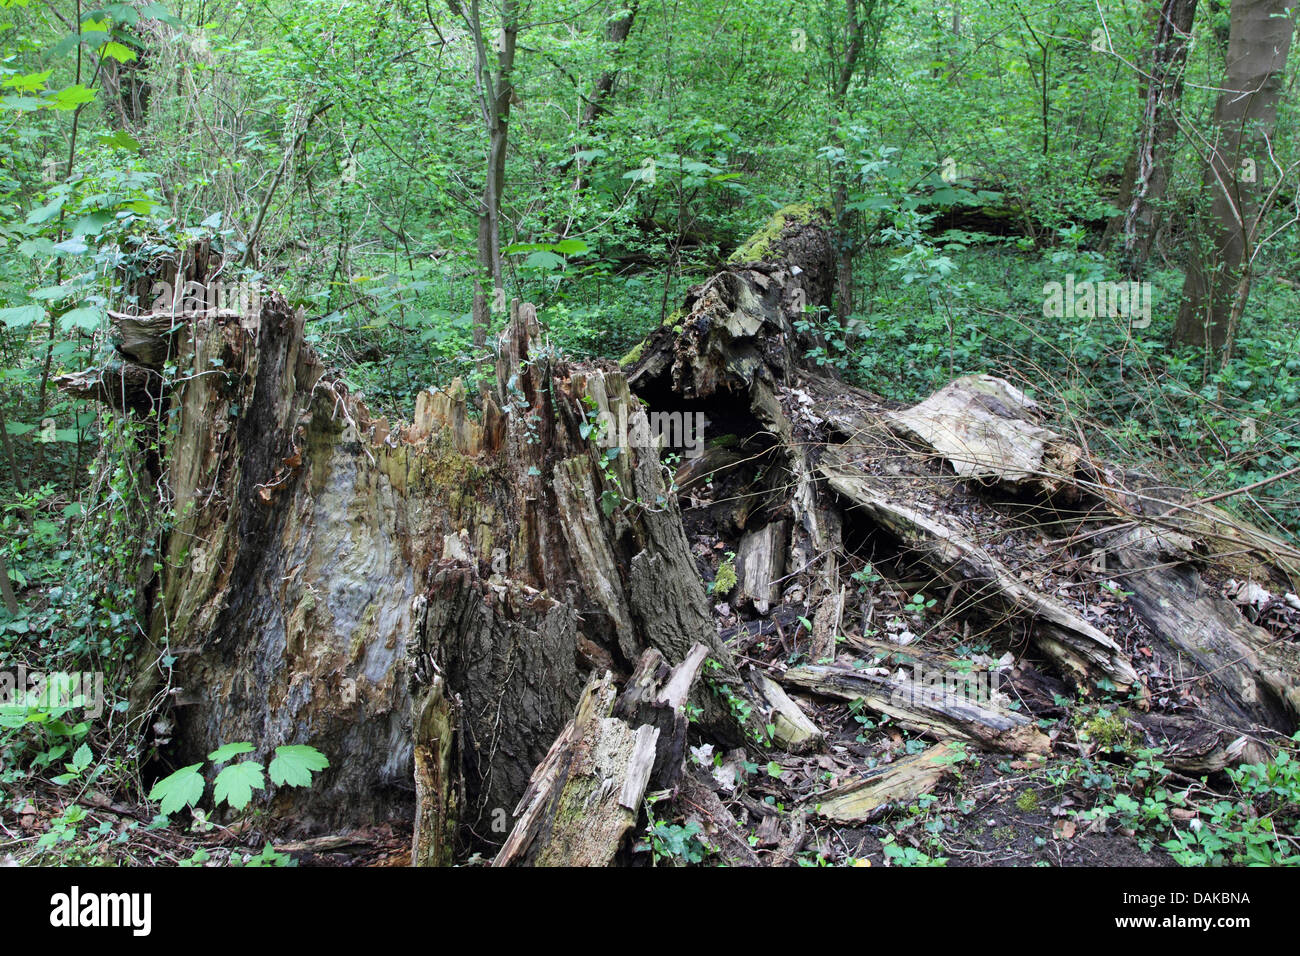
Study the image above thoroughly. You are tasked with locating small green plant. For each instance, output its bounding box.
[903,592,936,617]
[851,564,882,592]
[1161,740,1300,866]
[710,552,737,596]
[1015,789,1040,813]
[881,834,947,867]
[148,742,329,816]
[643,795,710,865]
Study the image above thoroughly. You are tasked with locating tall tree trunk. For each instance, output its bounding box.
[1102,0,1198,276]
[1173,0,1296,354]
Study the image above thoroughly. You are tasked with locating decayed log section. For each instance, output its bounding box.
[782,663,1050,755]
[624,211,1298,771]
[877,373,1300,763]
[60,245,774,859]
[810,743,956,824]
[494,644,709,866]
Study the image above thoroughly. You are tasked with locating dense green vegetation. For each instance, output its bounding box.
[0,0,1296,865]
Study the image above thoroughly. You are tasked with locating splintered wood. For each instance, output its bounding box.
[811,744,956,823]
[494,644,711,867]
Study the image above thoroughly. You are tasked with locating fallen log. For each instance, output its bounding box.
[782,662,1050,755]
[809,743,956,823]
[1106,526,1299,764]
[877,372,1299,759]
[819,444,1139,690]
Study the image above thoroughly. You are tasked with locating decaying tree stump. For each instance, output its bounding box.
[60,206,1299,865]
[622,209,1299,775]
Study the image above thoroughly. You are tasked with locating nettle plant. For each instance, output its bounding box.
[149,742,329,818]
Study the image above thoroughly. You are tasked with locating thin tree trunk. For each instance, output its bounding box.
[1173,0,1296,353]
[572,3,638,193]
[1104,0,1198,276]
[461,0,517,356]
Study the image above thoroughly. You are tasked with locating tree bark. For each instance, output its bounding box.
[1102,0,1198,276]
[1173,0,1296,353]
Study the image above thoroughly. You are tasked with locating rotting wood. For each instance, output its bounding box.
[495,643,716,866]
[809,744,956,823]
[782,663,1050,755]
[819,443,1139,690]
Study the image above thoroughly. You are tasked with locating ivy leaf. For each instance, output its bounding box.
[268,745,330,788]
[149,763,205,815]
[208,740,256,764]
[599,489,619,518]
[213,760,265,810]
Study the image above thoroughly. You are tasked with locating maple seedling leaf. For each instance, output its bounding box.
[213,760,266,811]
[149,763,205,816]
[269,745,330,788]
[208,741,256,764]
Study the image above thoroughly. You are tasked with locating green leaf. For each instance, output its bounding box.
[97,129,140,152]
[71,743,92,772]
[138,2,183,25]
[25,195,66,224]
[2,69,51,93]
[208,740,256,764]
[0,94,45,112]
[29,285,76,301]
[72,210,115,237]
[521,250,565,271]
[48,84,96,110]
[213,760,265,810]
[100,40,136,62]
[0,305,44,328]
[268,745,330,788]
[551,239,589,255]
[149,763,205,815]
[58,306,103,332]
[52,237,89,255]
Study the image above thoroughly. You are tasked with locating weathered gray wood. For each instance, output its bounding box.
[810,744,956,823]
[735,520,790,614]
[496,642,719,866]
[819,443,1140,690]
[1108,526,1299,763]
[746,670,824,753]
[783,662,1050,755]
[886,374,1084,496]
